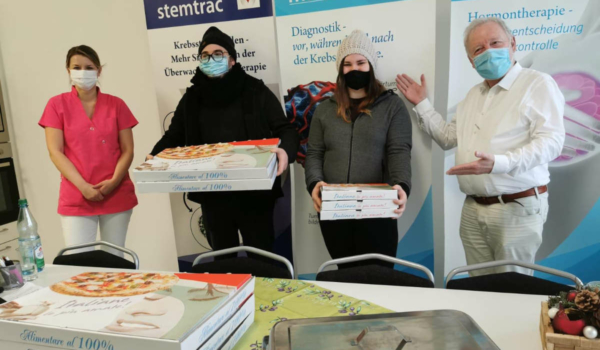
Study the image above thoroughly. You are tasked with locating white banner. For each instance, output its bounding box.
[142,0,281,258]
[274,0,436,278]
[446,0,600,282]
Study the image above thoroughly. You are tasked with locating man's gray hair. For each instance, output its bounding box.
[464,17,513,56]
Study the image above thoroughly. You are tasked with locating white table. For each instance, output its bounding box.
[9,265,547,350]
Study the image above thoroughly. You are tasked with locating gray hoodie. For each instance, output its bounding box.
[305,91,412,195]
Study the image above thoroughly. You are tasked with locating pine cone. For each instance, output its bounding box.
[574,290,600,312]
[593,308,600,329]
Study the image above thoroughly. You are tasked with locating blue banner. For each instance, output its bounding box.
[144,0,273,30]
[274,0,405,17]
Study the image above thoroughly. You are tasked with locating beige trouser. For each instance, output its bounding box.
[460,192,549,276]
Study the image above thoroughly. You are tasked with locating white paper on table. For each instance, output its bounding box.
[1,283,43,303]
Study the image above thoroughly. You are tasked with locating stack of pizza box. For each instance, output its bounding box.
[320,184,399,221]
[133,139,280,193]
[0,272,255,350]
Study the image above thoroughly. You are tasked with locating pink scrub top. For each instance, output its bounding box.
[39,87,138,216]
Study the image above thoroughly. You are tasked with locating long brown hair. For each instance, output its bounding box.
[335,59,385,123]
[66,45,101,69]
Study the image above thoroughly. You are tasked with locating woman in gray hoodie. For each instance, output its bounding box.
[305,30,413,268]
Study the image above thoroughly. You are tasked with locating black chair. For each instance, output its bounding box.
[445,260,583,295]
[316,254,435,288]
[192,246,294,279]
[53,241,139,270]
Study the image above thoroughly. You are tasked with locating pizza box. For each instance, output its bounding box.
[321,184,398,201]
[134,139,279,183]
[321,199,398,211]
[0,272,255,350]
[219,309,254,350]
[136,156,277,193]
[320,208,399,221]
[0,295,255,350]
[197,294,254,350]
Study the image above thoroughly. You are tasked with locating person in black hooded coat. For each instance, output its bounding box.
[148,27,299,256]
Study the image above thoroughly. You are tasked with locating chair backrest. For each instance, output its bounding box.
[445,260,583,289]
[193,246,294,279]
[55,241,140,270]
[317,253,435,284]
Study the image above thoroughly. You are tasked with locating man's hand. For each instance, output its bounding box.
[447,151,495,175]
[145,154,154,161]
[311,181,327,213]
[271,148,289,176]
[93,179,120,196]
[80,183,105,202]
[392,185,408,219]
[396,74,428,105]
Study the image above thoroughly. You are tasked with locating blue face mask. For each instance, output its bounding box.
[473,48,512,80]
[199,58,229,78]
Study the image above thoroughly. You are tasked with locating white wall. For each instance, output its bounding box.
[0,0,179,271]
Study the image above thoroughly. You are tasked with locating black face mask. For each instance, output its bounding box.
[344,70,371,90]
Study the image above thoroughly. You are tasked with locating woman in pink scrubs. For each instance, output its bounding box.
[39,45,138,256]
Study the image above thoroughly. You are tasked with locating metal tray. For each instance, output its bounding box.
[263,310,500,350]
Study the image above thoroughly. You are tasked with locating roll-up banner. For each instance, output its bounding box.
[274,0,437,279]
[446,0,600,283]
[142,0,290,263]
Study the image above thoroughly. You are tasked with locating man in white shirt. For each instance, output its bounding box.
[396,17,565,276]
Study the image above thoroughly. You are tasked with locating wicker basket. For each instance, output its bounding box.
[540,302,600,350]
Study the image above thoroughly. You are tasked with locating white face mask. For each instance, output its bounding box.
[70,70,98,90]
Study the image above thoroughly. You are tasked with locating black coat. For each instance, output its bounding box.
[151,64,300,203]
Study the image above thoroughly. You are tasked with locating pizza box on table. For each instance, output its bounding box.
[321,184,399,201]
[0,298,254,350]
[216,306,255,350]
[134,139,279,183]
[0,272,255,350]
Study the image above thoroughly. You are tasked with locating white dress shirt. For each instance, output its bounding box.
[415,62,565,196]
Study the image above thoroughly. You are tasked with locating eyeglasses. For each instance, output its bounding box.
[200,51,228,63]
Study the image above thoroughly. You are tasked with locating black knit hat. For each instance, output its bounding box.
[199,26,237,62]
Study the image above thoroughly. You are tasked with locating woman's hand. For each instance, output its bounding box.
[145,154,154,161]
[93,178,120,196]
[311,181,327,213]
[392,185,408,218]
[271,148,289,176]
[80,183,104,202]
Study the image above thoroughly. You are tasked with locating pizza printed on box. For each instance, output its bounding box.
[50,272,179,297]
[155,143,234,160]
